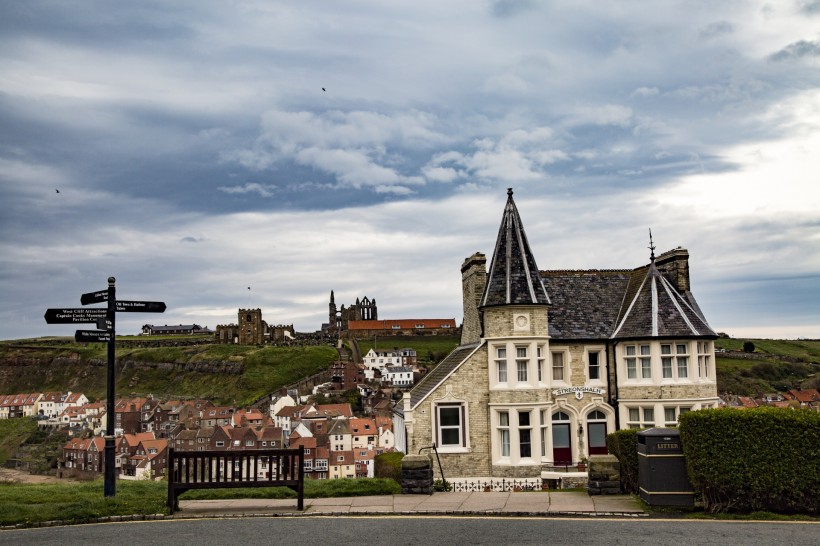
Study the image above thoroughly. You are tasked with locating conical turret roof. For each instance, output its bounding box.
[480,189,550,307]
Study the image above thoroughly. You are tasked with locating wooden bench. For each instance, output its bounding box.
[167,446,305,514]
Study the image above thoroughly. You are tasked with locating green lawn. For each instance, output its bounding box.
[0,478,401,527]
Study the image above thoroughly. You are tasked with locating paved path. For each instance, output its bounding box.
[178,491,645,518]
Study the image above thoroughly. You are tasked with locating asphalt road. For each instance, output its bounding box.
[2,517,817,545]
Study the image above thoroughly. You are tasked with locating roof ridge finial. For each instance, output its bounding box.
[648,228,656,262]
[507,187,513,198]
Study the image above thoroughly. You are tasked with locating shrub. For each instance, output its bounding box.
[374,451,403,483]
[606,428,640,493]
[743,341,755,353]
[679,408,820,515]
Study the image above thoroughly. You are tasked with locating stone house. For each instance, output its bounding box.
[401,189,719,479]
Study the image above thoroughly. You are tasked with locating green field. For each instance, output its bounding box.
[714,338,820,395]
[353,335,460,367]
[0,340,337,406]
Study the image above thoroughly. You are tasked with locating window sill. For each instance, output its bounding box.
[436,447,471,454]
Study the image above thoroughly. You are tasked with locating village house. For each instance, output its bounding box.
[131,439,169,480]
[401,189,719,480]
[347,318,457,339]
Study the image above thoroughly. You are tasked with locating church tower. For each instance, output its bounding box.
[329,290,338,330]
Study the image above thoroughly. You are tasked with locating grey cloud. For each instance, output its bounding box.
[769,40,820,61]
[799,1,820,14]
[217,183,277,198]
[699,21,734,39]
[490,0,536,18]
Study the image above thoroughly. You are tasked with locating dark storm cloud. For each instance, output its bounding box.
[1,1,819,340]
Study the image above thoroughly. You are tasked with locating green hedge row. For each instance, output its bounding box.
[679,407,820,514]
[605,428,640,494]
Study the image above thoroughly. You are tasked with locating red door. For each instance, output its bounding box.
[552,423,571,465]
[588,422,608,455]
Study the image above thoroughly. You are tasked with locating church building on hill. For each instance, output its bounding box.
[401,188,718,480]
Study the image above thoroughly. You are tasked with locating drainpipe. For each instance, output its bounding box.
[610,341,620,430]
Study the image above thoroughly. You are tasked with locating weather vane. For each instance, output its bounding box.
[648,228,656,261]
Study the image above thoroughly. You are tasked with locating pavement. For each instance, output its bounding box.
[177,491,647,518]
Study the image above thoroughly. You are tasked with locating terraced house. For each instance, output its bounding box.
[402,189,719,479]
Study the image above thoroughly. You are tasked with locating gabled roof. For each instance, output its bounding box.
[409,343,481,408]
[612,260,716,339]
[480,189,550,308]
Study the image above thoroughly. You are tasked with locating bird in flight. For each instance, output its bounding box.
[55,189,60,193]
[322,87,326,92]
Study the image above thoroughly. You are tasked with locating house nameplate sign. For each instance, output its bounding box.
[552,386,605,400]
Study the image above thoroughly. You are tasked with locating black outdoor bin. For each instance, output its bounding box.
[637,427,694,507]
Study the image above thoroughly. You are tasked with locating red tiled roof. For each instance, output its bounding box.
[347,319,456,330]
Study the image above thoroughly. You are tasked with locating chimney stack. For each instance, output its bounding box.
[460,253,487,345]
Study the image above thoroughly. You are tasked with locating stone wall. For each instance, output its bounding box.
[587,454,621,495]
[401,454,433,494]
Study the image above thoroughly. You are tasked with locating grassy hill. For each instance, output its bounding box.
[1,335,816,403]
[0,338,338,406]
[715,338,820,395]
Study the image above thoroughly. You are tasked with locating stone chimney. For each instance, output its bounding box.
[460,252,487,345]
[655,247,690,293]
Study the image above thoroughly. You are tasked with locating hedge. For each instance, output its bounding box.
[679,407,820,514]
[606,428,640,494]
[374,451,403,483]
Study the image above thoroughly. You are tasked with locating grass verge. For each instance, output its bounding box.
[0,477,400,527]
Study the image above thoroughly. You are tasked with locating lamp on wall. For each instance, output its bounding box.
[577,423,584,436]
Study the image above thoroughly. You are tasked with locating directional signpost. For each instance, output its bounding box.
[45,277,165,498]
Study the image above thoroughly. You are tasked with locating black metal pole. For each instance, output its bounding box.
[104,276,116,498]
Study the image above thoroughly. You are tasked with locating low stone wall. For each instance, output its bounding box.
[401,454,433,494]
[587,454,622,495]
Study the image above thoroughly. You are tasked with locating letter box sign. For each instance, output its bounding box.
[552,386,605,400]
[656,438,680,450]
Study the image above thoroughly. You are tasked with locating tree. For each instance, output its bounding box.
[743,341,755,353]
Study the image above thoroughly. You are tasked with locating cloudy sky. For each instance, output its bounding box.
[1,0,819,341]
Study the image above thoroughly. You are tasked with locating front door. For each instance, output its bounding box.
[588,422,608,455]
[587,410,608,456]
[552,411,572,465]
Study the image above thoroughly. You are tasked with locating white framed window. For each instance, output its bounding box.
[498,411,510,457]
[625,344,650,380]
[662,344,673,378]
[697,341,711,379]
[518,411,532,458]
[625,345,637,379]
[551,351,566,382]
[495,347,508,383]
[588,350,601,381]
[540,409,548,459]
[435,402,468,451]
[516,347,528,382]
[640,345,651,379]
[494,408,535,463]
[537,346,545,383]
[626,406,655,429]
[664,406,691,425]
[677,344,689,378]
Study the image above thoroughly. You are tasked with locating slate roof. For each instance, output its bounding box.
[481,189,550,308]
[612,261,716,339]
[409,343,481,408]
[542,270,631,339]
